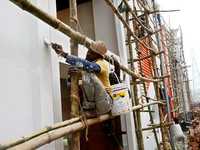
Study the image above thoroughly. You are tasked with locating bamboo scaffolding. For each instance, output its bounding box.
[140,0,167,148]
[104,55,161,82]
[9,0,163,84]
[122,0,153,34]
[69,0,81,149]
[152,1,175,148]
[1,101,165,150]
[0,118,80,150]
[135,122,173,131]
[104,0,155,52]
[137,1,161,149]
[7,0,184,150]
[126,10,144,150]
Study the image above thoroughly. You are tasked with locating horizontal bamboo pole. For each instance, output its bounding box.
[158,74,170,79]
[132,55,151,62]
[135,122,173,131]
[155,50,165,55]
[10,0,162,83]
[140,110,155,113]
[141,94,157,101]
[2,101,165,150]
[0,118,80,150]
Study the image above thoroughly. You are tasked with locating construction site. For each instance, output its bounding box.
[0,0,197,150]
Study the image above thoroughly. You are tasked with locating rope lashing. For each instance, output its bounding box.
[70,94,89,141]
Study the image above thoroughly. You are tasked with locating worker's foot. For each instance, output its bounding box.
[116,146,123,150]
[82,108,96,118]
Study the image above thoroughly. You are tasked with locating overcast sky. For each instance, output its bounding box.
[157,0,199,85]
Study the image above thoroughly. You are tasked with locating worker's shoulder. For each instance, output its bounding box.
[95,59,106,66]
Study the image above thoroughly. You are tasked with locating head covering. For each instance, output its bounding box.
[90,41,107,57]
[173,117,179,124]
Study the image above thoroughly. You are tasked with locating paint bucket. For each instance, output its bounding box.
[111,83,132,116]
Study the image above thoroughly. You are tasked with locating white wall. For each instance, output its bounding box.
[0,0,63,149]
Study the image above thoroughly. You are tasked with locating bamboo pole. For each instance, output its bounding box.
[69,0,81,149]
[9,0,162,84]
[1,101,165,150]
[133,1,160,147]
[135,122,173,131]
[136,0,151,13]
[126,10,144,150]
[140,0,167,148]
[104,55,161,82]
[0,118,80,150]
[152,1,175,149]
[122,0,152,34]
[104,0,155,52]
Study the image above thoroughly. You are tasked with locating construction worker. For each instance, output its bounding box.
[172,117,187,150]
[52,41,123,150]
[52,41,113,117]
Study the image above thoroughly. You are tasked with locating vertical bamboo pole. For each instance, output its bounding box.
[126,11,144,150]
[131,1,160,149]
[137,0,167,149]
[69,0,80,149]
[136,12,161,150]
[152,0,175,149]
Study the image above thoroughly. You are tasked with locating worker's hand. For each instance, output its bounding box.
[52,43,63,55]
[67,67,78,80]
[111,55,119,65]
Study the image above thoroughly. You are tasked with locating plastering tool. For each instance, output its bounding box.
[43,37,52,46]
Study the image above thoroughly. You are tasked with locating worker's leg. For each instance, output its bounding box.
[181,137,187,150]
[82,72,113,115]
[174,137,181,150]
[174,141,180,150]
[103,119,122,149]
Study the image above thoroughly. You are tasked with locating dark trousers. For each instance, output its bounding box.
[103,119,121,149]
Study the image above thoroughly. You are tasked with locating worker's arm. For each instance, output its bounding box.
[111,55,120,78]
[52,43,101,73]
[65,55,101,73]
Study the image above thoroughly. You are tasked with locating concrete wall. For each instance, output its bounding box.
[0,0,63,149]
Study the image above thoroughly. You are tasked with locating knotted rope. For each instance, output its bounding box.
[70,94,89,141]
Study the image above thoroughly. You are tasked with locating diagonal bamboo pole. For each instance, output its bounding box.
[104,0,155,52]
[69,0,80,149]
[122,0,152,34]
[1,102,165,150]
[0,118,80,150]
[10,0,161,84]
